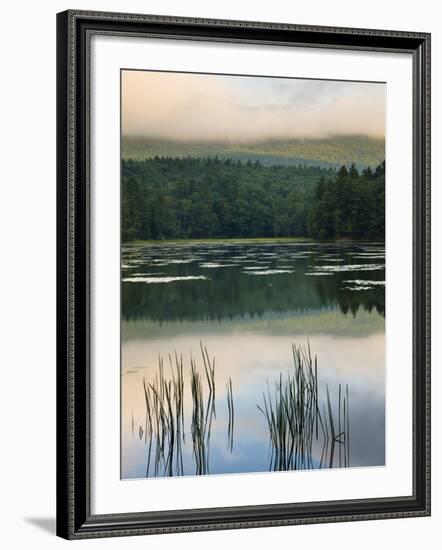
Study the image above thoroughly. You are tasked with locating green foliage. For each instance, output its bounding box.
[308,162,385,240]
[121,157,385,242]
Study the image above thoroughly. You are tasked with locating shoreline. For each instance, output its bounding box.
[123,237,385,246]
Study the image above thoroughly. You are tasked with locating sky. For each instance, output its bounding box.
[122,70,385,142]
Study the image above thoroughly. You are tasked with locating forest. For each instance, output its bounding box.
[121,157,385,242]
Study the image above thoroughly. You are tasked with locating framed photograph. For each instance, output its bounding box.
[56,10,431,539]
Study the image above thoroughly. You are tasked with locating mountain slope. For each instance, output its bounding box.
[122,135,385,169]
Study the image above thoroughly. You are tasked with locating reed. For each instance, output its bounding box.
[141,344,222,477]
[258,344,350,471]
[324,382,349,468]
[137,342,348,477]
[226,377,234,452]
[141,351,187,477]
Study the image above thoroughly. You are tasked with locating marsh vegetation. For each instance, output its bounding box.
[136,342,351,477]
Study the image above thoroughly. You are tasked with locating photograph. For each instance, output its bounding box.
[120,70,386,479]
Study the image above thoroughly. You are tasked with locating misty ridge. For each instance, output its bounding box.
[121,135,385,170]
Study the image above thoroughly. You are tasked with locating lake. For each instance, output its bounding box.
[121,241,385,479]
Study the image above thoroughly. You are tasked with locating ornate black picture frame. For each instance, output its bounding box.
[56,9,430,539]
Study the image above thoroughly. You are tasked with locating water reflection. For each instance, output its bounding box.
[121,242,385,478]
[122,242,385,321]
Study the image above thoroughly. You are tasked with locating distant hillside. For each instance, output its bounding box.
[122,135,385,170]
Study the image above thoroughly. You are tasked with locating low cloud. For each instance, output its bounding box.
[122,70,385,142]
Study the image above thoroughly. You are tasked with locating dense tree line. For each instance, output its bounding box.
[122,157,384,242]
[308,162,385,240]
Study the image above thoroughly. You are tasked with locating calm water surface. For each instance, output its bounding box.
[121,241,385,479]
